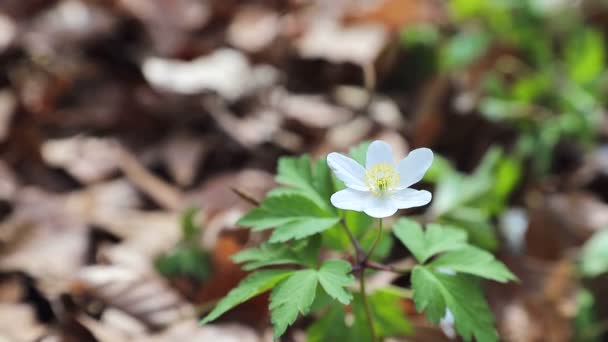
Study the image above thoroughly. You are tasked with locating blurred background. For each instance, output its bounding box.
[1,0,608,341]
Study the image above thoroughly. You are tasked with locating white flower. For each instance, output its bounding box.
[327,140,433,218]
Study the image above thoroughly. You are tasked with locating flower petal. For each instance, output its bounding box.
[397,148,433,188]
[330,188,371,211]
[327,153,368,191]
[366,140,394,169]
[391,188,432,209]
[363,196,398,218]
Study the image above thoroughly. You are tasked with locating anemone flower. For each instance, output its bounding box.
[327,140,433,218]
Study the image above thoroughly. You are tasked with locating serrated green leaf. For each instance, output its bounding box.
[393,218,467,263]
[270,270,319,338]
[201,270,293,325]
[238,194,340,242]
[317,260,354,305]
[581,230,608,277]
[269,218,340,243]
[429,246,517,282]
[412,266,498,342]
[275,155,333,210]
[232,244,302,271]
[233,238,321,270]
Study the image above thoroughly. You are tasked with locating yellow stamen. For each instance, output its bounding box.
[365,162,400,196]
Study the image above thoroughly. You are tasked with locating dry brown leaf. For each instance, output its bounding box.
[297,20,389,65]
[117,0,210,31]
[73,263,195,330]
[227,6,281,53]
[142,49,279,101]
[22,0,117,55]
[41,136,121,184]
[0,303,48,341]
[271,89,353,128]
[204,98,282,147]
[142,320,261,342]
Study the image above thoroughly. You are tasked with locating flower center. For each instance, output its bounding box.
[365,162,400,196]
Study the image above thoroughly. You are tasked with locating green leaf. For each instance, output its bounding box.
[275,155,336,211]
[238,194,340,243]
[201,270,293,325]
[349,141,370,165]
[317,260,354,305]
[441,30,490,71]
[429,246,517,282]
[367,289,413,337]
[581,230,608,277]
[306,304,350,342]
[412,266,498,342]
[180,207,200,242]
[345,209,373,238]
[393,218,467,263]
[270,270,319,338]
[155,246,211,281]
[233,237,321,270]
[565,29,605,86]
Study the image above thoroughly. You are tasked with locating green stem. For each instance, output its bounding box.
[360,218,383,342]
[359,270,377,342]
[366,218,383,261]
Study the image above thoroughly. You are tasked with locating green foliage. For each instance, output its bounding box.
[232,237,321,270]
[307,288,413,342]
[393,218,516,341]
[400,0,605,176]
[270,259,355,338]
[270,269,319,338]
[440,30,490,71]
[581,230,608,277]
[237,193,340,243]
[429,246,517,282]
[393,218,467,263]
[201,270,293,324]
[317,260,355,305]
[425,147,521,250]
[156,208,211,281]
[412,266,498,342]
[206,143,516,341]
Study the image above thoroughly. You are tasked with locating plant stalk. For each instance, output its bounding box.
[360,218,383,342]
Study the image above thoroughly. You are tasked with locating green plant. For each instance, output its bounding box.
[156,208,212,281]
[200,141,516,341]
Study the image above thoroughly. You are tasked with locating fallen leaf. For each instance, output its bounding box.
[41,136,121,184]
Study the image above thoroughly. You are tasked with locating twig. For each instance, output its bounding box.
[117,146,184,211]
[230,187,261,206]
[339,221,366,264]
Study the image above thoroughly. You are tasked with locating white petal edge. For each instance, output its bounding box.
[330,188,370,211]
[363,196,398,218]
[366,140,394,169]
[397,148,433,189]
[327,153,368,191]
[390,188,432,209]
